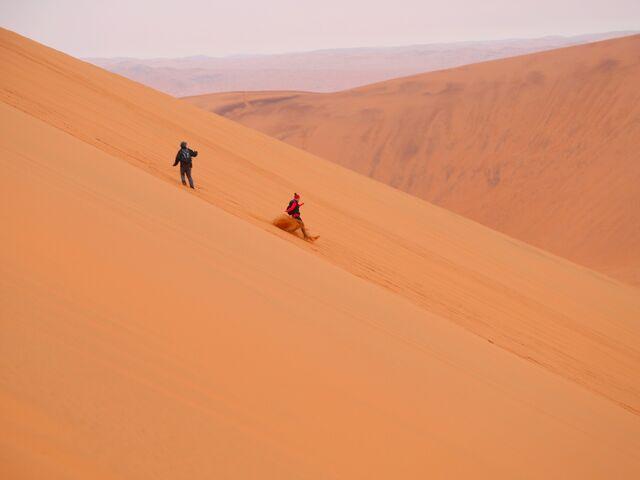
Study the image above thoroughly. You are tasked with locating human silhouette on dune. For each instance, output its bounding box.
[273,193,318,241]
[173,141,198,188]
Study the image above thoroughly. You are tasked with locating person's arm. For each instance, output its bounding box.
[173,151,181,166]
[190,149,198,157]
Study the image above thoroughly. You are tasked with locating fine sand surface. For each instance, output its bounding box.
[2,28,640,479]
[186,34,640,286]
[87,31,635,96]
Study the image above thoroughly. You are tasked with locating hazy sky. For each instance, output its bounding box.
[2,0,639,58]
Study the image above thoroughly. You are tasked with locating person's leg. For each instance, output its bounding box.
[297,218,309,239]
[186,167,195,189]
[180,165,187,186]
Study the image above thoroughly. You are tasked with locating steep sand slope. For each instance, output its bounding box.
[2,28,640,417]
[186,35,640,285]
[2,31,640,478]
[4,101,640,479]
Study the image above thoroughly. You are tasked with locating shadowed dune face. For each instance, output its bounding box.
[3,28,640,479]
[186,34,640,286]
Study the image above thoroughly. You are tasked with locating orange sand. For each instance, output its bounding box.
[2,28,640,479]
[186,35,640,286]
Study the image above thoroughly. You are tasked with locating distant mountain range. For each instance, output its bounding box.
[86,31,636,96]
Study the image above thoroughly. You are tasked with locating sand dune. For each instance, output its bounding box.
[87,31,635,96]
[187,34,640,286]
[2,28,640,478]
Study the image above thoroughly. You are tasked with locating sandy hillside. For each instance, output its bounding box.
[87,31,635,96]
[186,34,640,286]
[2,28,640,479]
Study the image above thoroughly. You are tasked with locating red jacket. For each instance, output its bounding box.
[286,199,301,217]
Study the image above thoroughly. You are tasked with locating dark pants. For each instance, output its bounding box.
[180,164,194,188]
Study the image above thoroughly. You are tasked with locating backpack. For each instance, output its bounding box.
[286,199,300,216]
[180,149,192,164]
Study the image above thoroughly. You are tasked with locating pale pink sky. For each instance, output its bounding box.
[2,0,639,58]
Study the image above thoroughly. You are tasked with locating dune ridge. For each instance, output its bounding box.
[2,28,640,478]
[186,34,640,286]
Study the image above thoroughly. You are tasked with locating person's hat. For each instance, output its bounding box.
[294,192,300,198]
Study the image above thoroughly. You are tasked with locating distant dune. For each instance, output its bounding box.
[86,31,635,96]
[3,28,640,479]
[186,34,640,286]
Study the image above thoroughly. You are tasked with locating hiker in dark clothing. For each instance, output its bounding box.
[173,141,198,188]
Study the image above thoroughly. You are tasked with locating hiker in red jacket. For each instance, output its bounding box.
[286,193,304,221]
[285,192,317,240]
